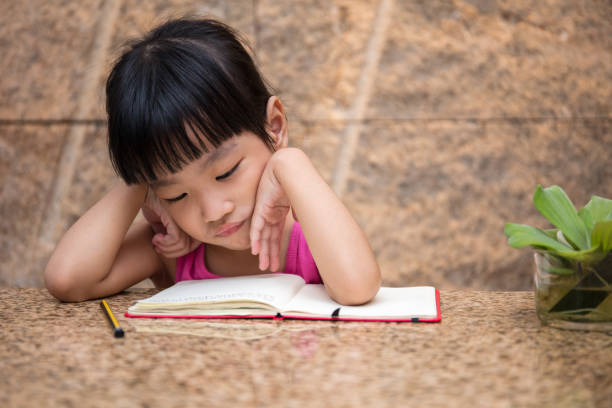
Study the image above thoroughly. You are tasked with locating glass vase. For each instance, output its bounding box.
[534,251,612,331]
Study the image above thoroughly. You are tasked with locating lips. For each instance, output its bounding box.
[215,220,245,237]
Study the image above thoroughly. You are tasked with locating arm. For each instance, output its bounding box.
[251,147,381,305]
[44,182,169,302]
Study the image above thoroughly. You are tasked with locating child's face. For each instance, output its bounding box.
[150,132,274,251]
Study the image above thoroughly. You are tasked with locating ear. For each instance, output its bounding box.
[265,96,288,149]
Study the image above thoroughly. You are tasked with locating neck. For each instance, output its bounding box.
[204,245,263,277]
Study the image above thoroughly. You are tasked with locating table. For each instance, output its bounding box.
[1,288,610,407]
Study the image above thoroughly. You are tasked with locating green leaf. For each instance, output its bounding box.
[505,223,604,263]
[533,185,590,250]
[548,246,602,264]
[541,228,559,240]
[592,220,612,253]
[548,267,578,275]
[505,223,572,252]
[582,196,612,229]
[577,207,594,231]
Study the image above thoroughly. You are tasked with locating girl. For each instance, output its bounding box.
[44,18,381,305]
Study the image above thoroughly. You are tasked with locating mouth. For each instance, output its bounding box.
[215,220,246,237]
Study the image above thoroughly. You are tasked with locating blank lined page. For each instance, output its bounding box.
[339,287,438,319]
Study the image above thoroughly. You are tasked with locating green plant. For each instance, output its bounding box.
[505,185,612,273]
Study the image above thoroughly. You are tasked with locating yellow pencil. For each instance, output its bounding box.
[100,300,125,338]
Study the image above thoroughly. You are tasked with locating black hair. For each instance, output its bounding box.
[106,18,274,184]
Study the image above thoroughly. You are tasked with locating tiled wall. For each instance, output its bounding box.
[1,0,610,289]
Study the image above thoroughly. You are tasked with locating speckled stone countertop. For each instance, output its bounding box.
[1,288,610,407]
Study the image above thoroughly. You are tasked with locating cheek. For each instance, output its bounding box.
[167,206,197,235]
[244,174,261,201]
[244,158,269,196]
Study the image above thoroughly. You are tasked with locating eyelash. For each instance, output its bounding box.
[164,161,241,203]
[166,193,187,203]
[215,160,241,181]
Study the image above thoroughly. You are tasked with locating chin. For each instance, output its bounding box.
[220,236,252,251]
[219,243,249,251]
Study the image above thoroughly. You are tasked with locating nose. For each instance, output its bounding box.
[199,192,235,223]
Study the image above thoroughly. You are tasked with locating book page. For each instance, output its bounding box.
[130,274,305,313]
[281,285,438,319]
[281,284,341,316]
[340,287,438,319]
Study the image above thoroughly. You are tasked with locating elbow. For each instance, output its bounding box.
[343,281,381,306]
[44,259,87,302]
[329,268,382,306]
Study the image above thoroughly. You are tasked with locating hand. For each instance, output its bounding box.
[142,188,200,258]
[250,158,291,272]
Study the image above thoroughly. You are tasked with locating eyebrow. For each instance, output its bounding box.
[150,141,238,188]
[201,140,237,170]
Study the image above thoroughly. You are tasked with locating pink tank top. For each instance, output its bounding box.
[175,222,322,284]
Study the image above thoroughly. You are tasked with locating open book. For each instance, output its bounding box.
[125,274,441,322]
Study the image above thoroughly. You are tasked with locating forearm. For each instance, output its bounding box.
[272,148,381,304]
[44,182,147,300]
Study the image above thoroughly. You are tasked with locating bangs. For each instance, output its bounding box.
[107,22,273,184]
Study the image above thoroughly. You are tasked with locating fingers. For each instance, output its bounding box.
[253,222,284,272]
[269,224,282,272]
[152,232,199,258]
[250,233,260,256]
[162,212,178,237]
[258,227,271,271]
[152,233,175,254]
[250,202,288,271]
[152,213,199,258]
[142,190,170,235]
[141,205,163,230]
[144,196,200,258]
[250,214,265,255]
[151,214,177,249]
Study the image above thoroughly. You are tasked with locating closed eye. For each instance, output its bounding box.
[216,160,241,181]
[165,192,187,203]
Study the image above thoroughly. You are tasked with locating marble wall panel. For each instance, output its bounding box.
[89,0,256,119]
[0,125,67,286]
[108,0,254,51]
[289,120,344,185]
[55,125,117,239]
[0,0,105,119]
[369,0,611,119]
[343,119,612,290]
[256,0,378,120]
